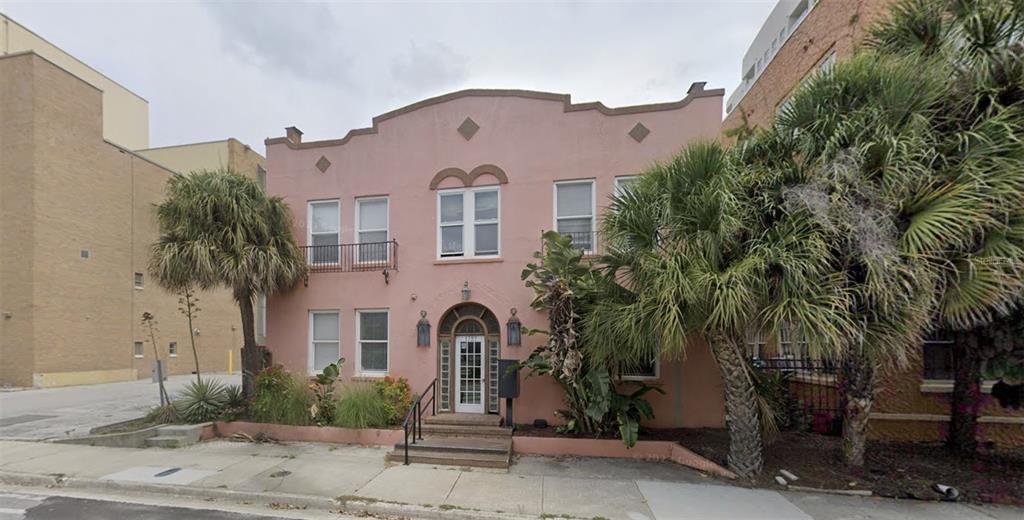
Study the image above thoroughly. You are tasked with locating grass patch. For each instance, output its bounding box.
[334,383,391,429]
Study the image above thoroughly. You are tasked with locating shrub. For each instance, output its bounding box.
[310,359,344,426]
[335,384,391,429]
[372,377,412,425]
[174,378,229,423]
[251,365,313,426]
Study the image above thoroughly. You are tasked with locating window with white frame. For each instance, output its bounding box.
[745,328,768,358]
[308,200,340,264]
[438,187,500,258]
[555,180,595,252]
[168,342,178,357]
[357,310,388,374]
[309,311,340,373]
[614,176,641,196]
[133,341,144,358]
[356,197,389,263]
[922,336,955,380]
[134,272,144,289]
[621,356,660,380]
[778,326,809,358]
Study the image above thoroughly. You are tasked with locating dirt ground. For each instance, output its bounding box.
[514,425,1024,505]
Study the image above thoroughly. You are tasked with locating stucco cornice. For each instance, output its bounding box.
[265,82,724,150]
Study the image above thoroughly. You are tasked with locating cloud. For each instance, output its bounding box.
[204,2,355,87]
[388,41,468,97]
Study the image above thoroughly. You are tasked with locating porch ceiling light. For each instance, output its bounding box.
[507,308,522,346]
[417,310,431,347]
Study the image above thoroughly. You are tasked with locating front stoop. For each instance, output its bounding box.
[386,413,513,468]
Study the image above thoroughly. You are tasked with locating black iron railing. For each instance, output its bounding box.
[541,231,598,253]
[751,356,842,435]
[401,378,436,465]
[302,240,398,273]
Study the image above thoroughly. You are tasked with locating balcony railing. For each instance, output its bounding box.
[542,230,598,254]
[302,240,398,273]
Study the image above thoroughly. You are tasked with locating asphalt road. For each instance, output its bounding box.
[0,490,361,520]
[0,373,240,440]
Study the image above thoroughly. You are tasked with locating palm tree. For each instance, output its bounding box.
[150,169,307,398]
[586,143,854,477]
[866,0,1024,454]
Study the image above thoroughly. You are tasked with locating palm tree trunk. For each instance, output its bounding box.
[710,333,763,478]
[840,347,874,466]
[948,331,981,454]
[237,289,261,399]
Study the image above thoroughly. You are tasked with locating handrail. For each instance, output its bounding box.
[302,240,398,273]
[401,377,437,465]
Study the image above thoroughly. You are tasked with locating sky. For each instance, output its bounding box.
[1,1,775,153]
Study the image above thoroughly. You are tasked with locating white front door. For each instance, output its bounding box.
[455,335,485,413]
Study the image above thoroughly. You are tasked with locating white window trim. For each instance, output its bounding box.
[614,175,640,197]
[133,341,144,359]
[355,196,390,264]
[356,308,389,377]
[436,186,501,260]
[168,342,178,357]
[553,179,597,253]
[620,357,660,381]
[308,310,341,375]
[133,272,144,289]
[307,199,341,265]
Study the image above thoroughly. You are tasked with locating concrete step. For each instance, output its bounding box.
[419,424,512,438]
[144,435,192,449]
[422,413,502,427]
[395,436,511,455]
[386,448,510,469]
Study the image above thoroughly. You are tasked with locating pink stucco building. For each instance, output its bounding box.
[264,83,726,429]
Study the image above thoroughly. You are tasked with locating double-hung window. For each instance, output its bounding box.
[357,310,389,375]
[922,336,955,380]
[308,200,340,264]
[614,176,640,196]
[356,197,389,263]
[438,187,500,258]
[133,341,144,358]
[554,180,595,252]
[621,357,660,381]
[309,311,340,373]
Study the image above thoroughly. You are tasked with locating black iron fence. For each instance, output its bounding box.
[302,240,398,273]
[541,230,598,253]
[751,356,843,436]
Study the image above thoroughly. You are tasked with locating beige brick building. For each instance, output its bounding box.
[0,17,265,388]
[724,0,1023,446]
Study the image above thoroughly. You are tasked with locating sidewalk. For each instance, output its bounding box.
[0,373,240,440]
[0,439,1020,519]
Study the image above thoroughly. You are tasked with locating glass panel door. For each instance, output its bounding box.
[455,335,484,413]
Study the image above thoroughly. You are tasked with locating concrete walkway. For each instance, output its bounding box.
[0,374,240,440]
[0,439,1020,519]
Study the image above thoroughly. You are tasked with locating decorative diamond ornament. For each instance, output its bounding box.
[457,117,480,140]
[628,122,650,143]
[315,155,331,173]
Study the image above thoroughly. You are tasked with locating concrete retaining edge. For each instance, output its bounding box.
[0,470,535,520]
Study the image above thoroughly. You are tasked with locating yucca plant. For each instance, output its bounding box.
[174,378,229,424]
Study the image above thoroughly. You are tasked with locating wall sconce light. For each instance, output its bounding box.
[461,281,471,301]
[417,310,431,347]
[507,308,522,346]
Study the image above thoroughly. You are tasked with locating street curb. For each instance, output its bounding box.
[0,470,536,520]
[788,484,873,497]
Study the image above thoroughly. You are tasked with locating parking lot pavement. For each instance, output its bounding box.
[0,373,240,440]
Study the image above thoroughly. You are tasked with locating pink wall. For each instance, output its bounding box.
[265,86,725,429]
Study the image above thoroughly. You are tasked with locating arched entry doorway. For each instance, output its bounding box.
[437,303,500,414]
